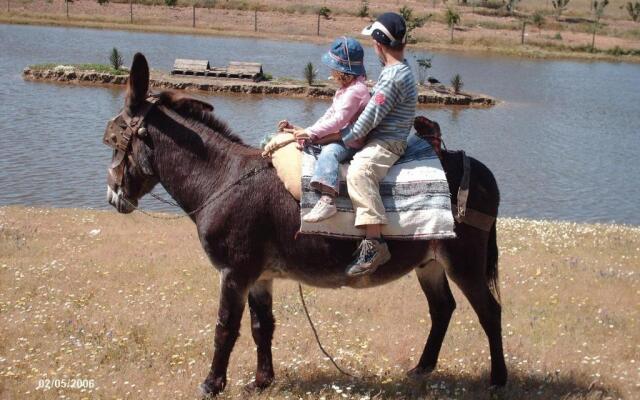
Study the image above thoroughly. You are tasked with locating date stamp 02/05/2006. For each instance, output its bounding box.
[36,378,96,390]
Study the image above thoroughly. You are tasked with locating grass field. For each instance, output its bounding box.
[0,206,638,399]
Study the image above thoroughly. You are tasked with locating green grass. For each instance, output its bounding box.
[28,63,128,75]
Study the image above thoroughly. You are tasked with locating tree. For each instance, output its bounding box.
[450,73,463,94]
[110,48,124,70]
[505,0,520,14]
[626,1,640,22]
[445,8,461,42]
[317,6,331,36]
[591,0,609,51]
[532,11,545,35]
[399,6,431,43]
[552,0,570,20]
[97,0,108,4]
[304,62,317,85]
[414,55,433,85]
[65,0,73,18]
[165,0,177,7]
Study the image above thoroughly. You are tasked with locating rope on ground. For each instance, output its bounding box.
[298,283,378,380]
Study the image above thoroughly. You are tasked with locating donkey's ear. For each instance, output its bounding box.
[127,52,149,109]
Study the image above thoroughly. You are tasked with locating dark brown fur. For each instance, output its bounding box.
[106,53,507,396]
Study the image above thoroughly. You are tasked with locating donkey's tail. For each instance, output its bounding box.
[486,219,500,303]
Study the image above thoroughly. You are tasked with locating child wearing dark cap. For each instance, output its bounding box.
[342,12,418,277]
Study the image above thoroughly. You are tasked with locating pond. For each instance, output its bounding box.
[1,23,639,224]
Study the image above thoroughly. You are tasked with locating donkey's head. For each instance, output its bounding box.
[104,53,159,213]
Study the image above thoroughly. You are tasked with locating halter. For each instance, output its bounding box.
[103,94,159,187]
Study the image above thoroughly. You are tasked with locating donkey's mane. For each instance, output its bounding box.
[157,91,246,145]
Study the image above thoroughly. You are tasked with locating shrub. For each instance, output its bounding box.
[446,8,461,41]
[399,6,431,43]
[109,47,124,70]
[450,73,463,94]
[414,56,433,86]
[318,6,331,19]
[554,32,563,40]
[97,0,108,4]
[357,0,369,18]
[532,11,545,31]
[165,0,177,6]
[627,2,640,22]
[304,62,316,86]
[552,0,570,20]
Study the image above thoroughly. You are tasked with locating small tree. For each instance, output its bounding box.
[446,8,461,42]
[450,73,463,94]
[357,0,369,18]
[591,0,609,51]
[317,6,331,36]
[505,0,519,14]
[399,5,431,43]
[304,62,317,86]
[110,47,124,70]
[552,0,570,20]
[626,1,640,22]
[532,11,545,35]
[414,56,433,86]
[97,0,108,4]
[165,0,177,7]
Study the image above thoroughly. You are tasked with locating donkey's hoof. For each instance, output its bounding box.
[407,365,435,379]
[243,378,273,393]
[199,379,225,398]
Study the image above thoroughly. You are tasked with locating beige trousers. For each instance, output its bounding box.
[346,139,407,227]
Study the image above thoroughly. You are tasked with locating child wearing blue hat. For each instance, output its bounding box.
[284,36,370,222]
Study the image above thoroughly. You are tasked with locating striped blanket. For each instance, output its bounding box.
[300,134,456,240]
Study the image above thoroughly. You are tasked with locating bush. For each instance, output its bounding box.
[627,2,640,22]
[165,0,177,6]
[554,32,563,40]
[357,0,369,18]
[450,73,463,94]
[399,6,431,43]
[318,6,331,19]
[97,0,108,4]
[304,62,316,86]
[109,47,124,70]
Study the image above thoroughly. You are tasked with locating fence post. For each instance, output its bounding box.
[521,20,526,44]
[254,9,258,32]
[317,13,320,36]
[193,4,196,28]
[130,0,133,23]
[66,0,69,18]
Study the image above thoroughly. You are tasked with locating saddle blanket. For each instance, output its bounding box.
[300,134,456,240]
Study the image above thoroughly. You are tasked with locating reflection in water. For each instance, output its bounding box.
[1,24,639,224]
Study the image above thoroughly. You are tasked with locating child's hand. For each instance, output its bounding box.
[294,129,311,141]
[277,120,293,132]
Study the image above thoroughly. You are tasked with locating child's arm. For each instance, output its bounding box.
[341,77,401,148]
[306,92,367,141]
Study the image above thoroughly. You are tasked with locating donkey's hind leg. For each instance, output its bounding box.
[200,270,251,397]
[408,260,456,377]
[444,226,507,386]
[244,279,275,392]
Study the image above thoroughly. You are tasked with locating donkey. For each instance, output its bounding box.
[104,53,507,396]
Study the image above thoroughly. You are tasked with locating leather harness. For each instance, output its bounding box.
[103,95,159,186]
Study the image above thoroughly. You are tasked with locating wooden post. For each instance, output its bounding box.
[130,0,133,23]
[450,24,454,41]
[193,4,196,28]
[317,13,320,36]
[254,9,258,32]
[521,20,526,44]
[7,0,9,13]
[66,0,69,18]
[591,21,597,51]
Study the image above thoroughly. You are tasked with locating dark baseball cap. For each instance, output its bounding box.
[361,12,407,48]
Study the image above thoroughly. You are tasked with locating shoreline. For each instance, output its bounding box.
[2,13,640,65]
[22,65,497,107]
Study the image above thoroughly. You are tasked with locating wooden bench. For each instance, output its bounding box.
[171,59,210,76]
[226,62,263,80]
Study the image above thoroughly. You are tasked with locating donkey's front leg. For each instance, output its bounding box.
[244,279,275,392]
[200,270,251,397]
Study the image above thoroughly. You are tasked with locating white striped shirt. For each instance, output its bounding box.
[341,61,417,147]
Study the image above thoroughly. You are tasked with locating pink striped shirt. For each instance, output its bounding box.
[307,76,370,147]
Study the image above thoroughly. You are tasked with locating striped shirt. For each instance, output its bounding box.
[341,61,417,148]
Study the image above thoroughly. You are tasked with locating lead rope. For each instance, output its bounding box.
[298,283,378,379]
[120,166,269,220]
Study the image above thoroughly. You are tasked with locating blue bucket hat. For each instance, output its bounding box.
[321,36,366,76]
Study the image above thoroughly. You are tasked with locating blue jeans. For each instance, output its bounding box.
[310,141,356,194]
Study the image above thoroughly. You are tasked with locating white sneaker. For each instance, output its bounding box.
[303,199,337,223]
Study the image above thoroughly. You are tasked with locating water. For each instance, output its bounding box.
[1,23,639,225]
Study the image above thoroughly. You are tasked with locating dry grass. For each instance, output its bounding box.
[0,206,638,399]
